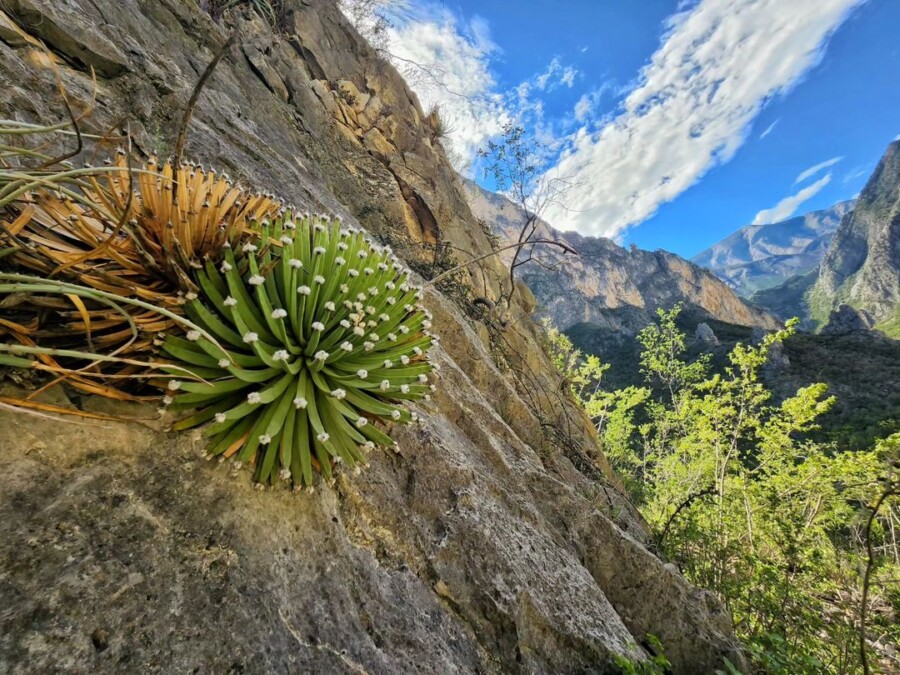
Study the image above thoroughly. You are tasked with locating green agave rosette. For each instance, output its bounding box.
[159,213,437,488]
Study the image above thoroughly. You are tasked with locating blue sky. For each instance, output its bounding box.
[365,0,900,257]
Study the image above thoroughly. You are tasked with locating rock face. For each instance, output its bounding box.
[464,179,779,336]
[693,200,855,296]
[0,0,744,672]
[821,304,878,335]
[810,141,900,335]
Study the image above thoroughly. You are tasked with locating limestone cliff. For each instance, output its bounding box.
[810,141,900,336]
[464,179,779,336]
[0,0,744,672]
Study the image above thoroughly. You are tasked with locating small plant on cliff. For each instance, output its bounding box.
[1,151,280,394]
[160,213,437,487]
[425,105,449,141]
[611,635,671,674]
[1,84,439,488]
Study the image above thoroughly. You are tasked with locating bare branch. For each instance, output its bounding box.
[174,30,237,165]
[424,237,576,288]
[860,477,899,675]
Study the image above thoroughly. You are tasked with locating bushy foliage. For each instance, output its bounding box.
[161,213,436,488]
[545,307,900,673]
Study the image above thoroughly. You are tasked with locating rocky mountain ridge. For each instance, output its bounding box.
[693,199,856,296]
[464,178,779,336]
[810,140,900,335]
[0,0,744,672]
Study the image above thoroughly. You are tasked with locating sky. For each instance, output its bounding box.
[361,0,900,257]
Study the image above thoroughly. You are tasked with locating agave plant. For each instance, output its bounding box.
[2,153,280,295]
[1,152,280,393]
[160,213,437,488]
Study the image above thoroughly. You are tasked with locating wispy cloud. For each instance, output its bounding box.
[759,119,779,140]
[753,173,832,224]
[572,83,615,123]
[380,7,510,168]
[573,94,593,123]
[370,8,581,171]
[535,57,579,91]
[542,0,865,238]
[795,156,843,183]
[842,165,870,184]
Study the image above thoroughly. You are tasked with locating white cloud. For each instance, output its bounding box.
[534,57,578,91]
[759,119,779,140]
[542,0,865,238]
[842,165,869,184]
[574,94,593,122]
[571,82,616,124]
[753,173,831,224]
[381,7,510,168]
[794,156,843,183]
[535,57,560,90]
[534,59,554,90]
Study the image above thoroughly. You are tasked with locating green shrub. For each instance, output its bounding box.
[161,213,436,488]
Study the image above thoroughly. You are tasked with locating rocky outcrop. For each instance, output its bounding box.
[821,304,878,335]
[695,323,719,345]
[693,200,855,296]
[0,0,744,672]
[464,179,779,336]
[810,141,900,335]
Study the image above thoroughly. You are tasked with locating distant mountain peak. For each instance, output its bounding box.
[692,199,856,296]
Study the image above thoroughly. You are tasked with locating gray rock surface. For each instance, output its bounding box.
[0,0,746,672]
[821,304,878,335]
[695,323,719,345]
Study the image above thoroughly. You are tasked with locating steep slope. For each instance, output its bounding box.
[465,179,779,335]
[693,200,855,296]
[810,141,900,335]
[749,270,819,325]
[0,0,744,672]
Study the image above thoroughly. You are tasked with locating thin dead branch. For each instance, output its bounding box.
[174,30,238,165]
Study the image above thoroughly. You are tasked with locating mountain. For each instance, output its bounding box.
[809,141,900,336]
[749,270,819,326]
[692,200,855,296]
[464,179,779,336]
[0,0,744,672]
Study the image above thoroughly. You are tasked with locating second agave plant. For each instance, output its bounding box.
[160,213,437,488]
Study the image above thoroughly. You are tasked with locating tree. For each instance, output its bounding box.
[478,123,578,309]
[544,308,900,673]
